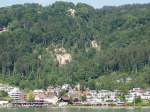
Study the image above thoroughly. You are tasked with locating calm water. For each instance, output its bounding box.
[0,107,150,112]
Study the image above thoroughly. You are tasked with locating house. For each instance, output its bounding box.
[130,88,144,97]
[60,96,70,103]
[86,97,100,105]
[33,89,44,95]
[97,90,117,102]
[44,96,58,105]
[85,90,102,104]
[68,89,81,102]
[45,86,59,105]
[0,101,9,107]
[46,86,56,96]
[33,89,46,101]
[54,86,61,96]
[8,88,24,102]
[86,90,93,99]
[115,100,125,106]
[125,88,145,103]
[140,89,150,101]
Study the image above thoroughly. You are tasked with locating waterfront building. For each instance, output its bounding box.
[33,89,44,95]
[45,86,59,105]
[33,89,46,101]
[97,90,117,102]
[140,89,150,101]
[44,96,58,105]
[125,88,147,103]
[8,88,24,102]
[0,101,9,107]
[68,89,81,102]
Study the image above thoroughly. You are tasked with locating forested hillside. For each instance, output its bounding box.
[0,2,150,90]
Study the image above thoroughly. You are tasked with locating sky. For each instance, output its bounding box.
[0,0,150,8]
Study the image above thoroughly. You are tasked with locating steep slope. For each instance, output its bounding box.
[0,2,150,89]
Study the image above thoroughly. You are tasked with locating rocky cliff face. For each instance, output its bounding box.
[91,40,101,51]
[55,48,72,66]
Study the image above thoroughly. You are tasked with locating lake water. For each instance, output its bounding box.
[0,107,150,112]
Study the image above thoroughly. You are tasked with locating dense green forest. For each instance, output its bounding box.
[0,2,150,90]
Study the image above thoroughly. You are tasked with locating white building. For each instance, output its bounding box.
[125,88,145,103]
[33,89,45,101]
[97,90,117,102]
[33,89,44,95]
[141,90,150,101]
[45,86,59,105]
[8,88,23,102]
[44,96,58,105]
[86,97,101,105]
[0,101,9,107]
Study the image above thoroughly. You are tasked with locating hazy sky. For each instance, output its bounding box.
[0,0,150,8]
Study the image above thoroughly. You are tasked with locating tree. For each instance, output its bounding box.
[135,97,142,104]
[0,91,8,97]
[0,2,150,90]
[27,91,35,102]
[81,95,86,102]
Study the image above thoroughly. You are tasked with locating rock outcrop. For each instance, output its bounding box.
[67,8,76,17]
[55,48,72,66]
[91,40,101,51]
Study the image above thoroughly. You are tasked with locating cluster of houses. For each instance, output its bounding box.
[1,83,150,107]
[125,88,150,103]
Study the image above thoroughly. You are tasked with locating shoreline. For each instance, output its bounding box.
[40,105,150,109]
